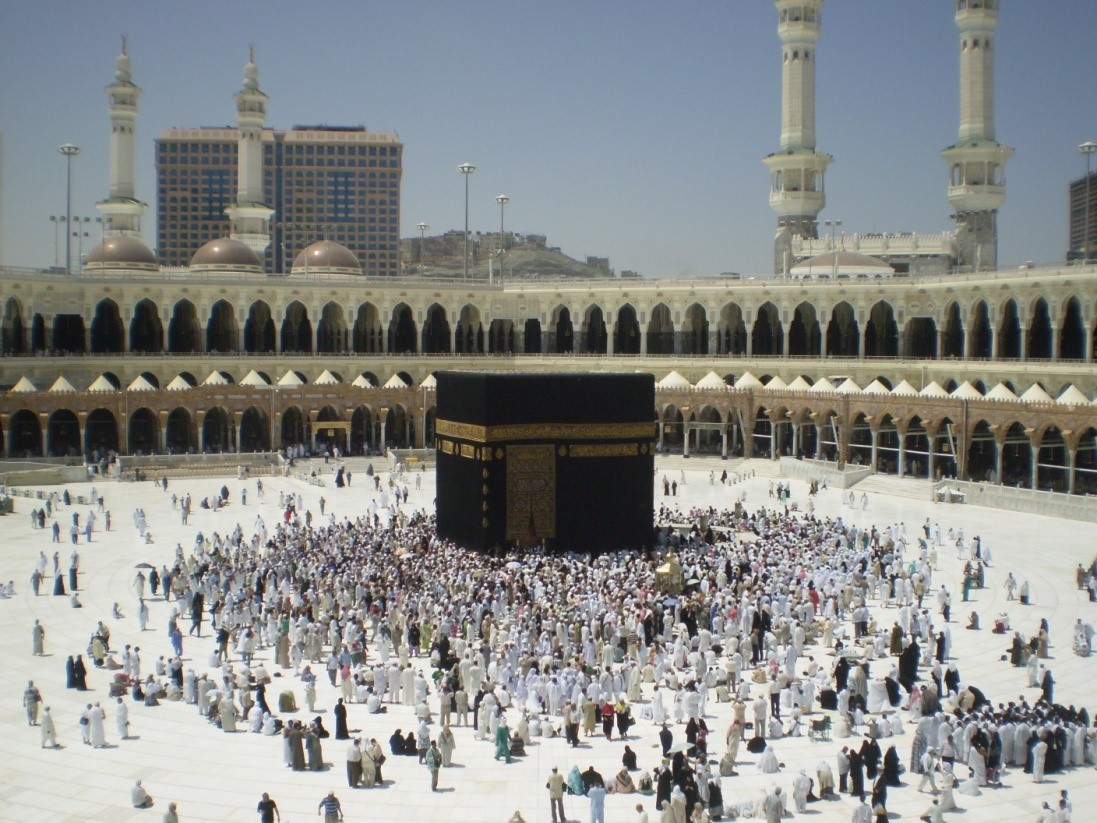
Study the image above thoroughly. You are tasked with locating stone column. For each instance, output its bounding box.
[1050,324,1060,360]
[1084,324,1093,363]
[683,424,690,458]
[782,326,790,358]
[792,422,800,458]
[988,324,996,359]
[994,438,1004,483]
[721,426,729,459]
[605,314,615,356]
[639,329,648,356]
[1068,447,1078,495]
[870,428,879,472]
[657,421,664,451]
[927,434,936,480]
[897,433,906,478]
[1029,444,1039,489]
[814,422,823,460]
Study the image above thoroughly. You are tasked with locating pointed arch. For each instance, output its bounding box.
[1059,296,1085,360]
[825,301,859,356]
[388,303,417,353]
[549,305,573,353]
[717,302,747,355]
[166,408,196,454]
[129,299,163,353]
[864,300,898,357]
[614,304,640,354]
[581,304,607,354]
[91,298,125,353]
[47,409,81,457]
[352,301,383,353]
[682,303,710,355]
[8,409,42,456]
[788,301,819,356]
[422,303,451,354]
[1026,297,1052,359]
[751,301,782,356]
[647,303,674,354]
[997,299,1021,358]
[280,301,312,353]
[968,299,992,358]
[244,300,276,353]
[128,407,158,455]
[1,297,27,354]
[206,299,237,352]
[317,301,348,353]
[168,300,201,353]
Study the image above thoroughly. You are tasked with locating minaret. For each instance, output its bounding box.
[941,0,1012,271]
[225,45,273,255]
[763,0,832,275]
[96,37,147,238]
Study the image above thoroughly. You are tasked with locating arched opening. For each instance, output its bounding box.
[244,301,276,353]
[351,406,377,454]
[691,405,722,454]
[168,300,201,353]
[825,301,859,357]
[787,302,819,356]
[422,303,451,354]
[849,412,872,466]
[614,304,641,354]
[874,414,900,474]
[904,416,930,477]
[85,408,119,455]
[128,408,158,455]
[798,414,818,459]
[660,405,684,451]
[814,409,841,461]
[864,301,898,357]
[1001,422,1031,487]
[456,305,483,354]
[30,314,46,351]
[1076,428,1097,495]
[317,302,348,353]
[388,303,417,353]
[90,299,124,353]
[904,317,937,359]
[968,300,992,358]
[647,303,674,355]
[313,406,345,454]
[424,406,437,448]
[581,305,607,354]
[681,303,709,355]
[166,408,196,454]
[240,406,270,452]
[751,302,782,356]
[352,302,383,353]
[129,299,163,353]
[549,306,573,353]
[966,420,995,481]
[751,407,772,458]
[280,301,313,353]
[523,318,542,354]
[940,302,964,358]
[1036,426,1068,491]
[997,300,1021,358]
[1026,298,1052,360]
[717,303,747,355]
[8,409,42,456]
[384,405,412,448]
[202,407,232,453]
[280,406,307,450]
[488,319,514,353]
[1,297,27,354]
[206,300,237,353]
[1059,297,1085,360]
[931,416,958,479]
[47,409,81,457]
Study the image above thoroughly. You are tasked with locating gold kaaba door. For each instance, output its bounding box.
[506,444,556,541]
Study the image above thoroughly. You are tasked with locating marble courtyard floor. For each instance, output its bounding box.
[1,458,1094,822]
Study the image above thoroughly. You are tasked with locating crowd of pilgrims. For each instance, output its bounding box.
[71,480,1097,821]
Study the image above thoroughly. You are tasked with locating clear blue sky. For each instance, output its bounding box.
[1,1,1094,276]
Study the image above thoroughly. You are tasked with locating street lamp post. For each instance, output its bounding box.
[417,222,429,273]
[58,143,81,274]
[495,194,509,284]
[458,163,476,280]
[1080,141,1097,262]
[72,216,91,274]
[49,216,65,267]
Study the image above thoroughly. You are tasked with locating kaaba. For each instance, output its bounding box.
[435,372,654,553]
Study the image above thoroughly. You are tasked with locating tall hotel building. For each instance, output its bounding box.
[155,126,403,275]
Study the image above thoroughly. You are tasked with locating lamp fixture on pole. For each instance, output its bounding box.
[495,194,509,284]
[58,143,81,274]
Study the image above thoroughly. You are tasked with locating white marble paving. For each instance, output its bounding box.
[0,458,1094,823]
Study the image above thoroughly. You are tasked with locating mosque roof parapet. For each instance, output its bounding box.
[791,230,957,260]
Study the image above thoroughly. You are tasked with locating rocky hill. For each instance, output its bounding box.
[399,233,619,281]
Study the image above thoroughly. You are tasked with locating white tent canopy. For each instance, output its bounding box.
[656,370,692,390]
[126,374,157,392]
[734,371,763,389]
[202,370,230,386]
[166,375,195,391]
[313,369,341,386]
[277,371,305,387]
[985,382,1018,401]
[419,374,438,389]
[834,378,861,394]
[351,374,374,388]
[811,377,837,393]
[950,381,983,399]
[1020,383,1053,403]
[10,376,37,393]
[786,376,812,391]
[1056,384,1089,406]
[693,371,728,390]
[87,374,118,393]
[49,376,78,393]
[383,374,408,389]
[240,370,271,387]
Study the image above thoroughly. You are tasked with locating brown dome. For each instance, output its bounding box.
[190,237,263,270]
[84,236,158,269]
[291,240,361,275]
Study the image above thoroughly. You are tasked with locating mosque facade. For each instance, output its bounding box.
[1,1,1096,495]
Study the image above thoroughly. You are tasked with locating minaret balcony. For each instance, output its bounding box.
[769,189,825,218]
[947,183,1006,212]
